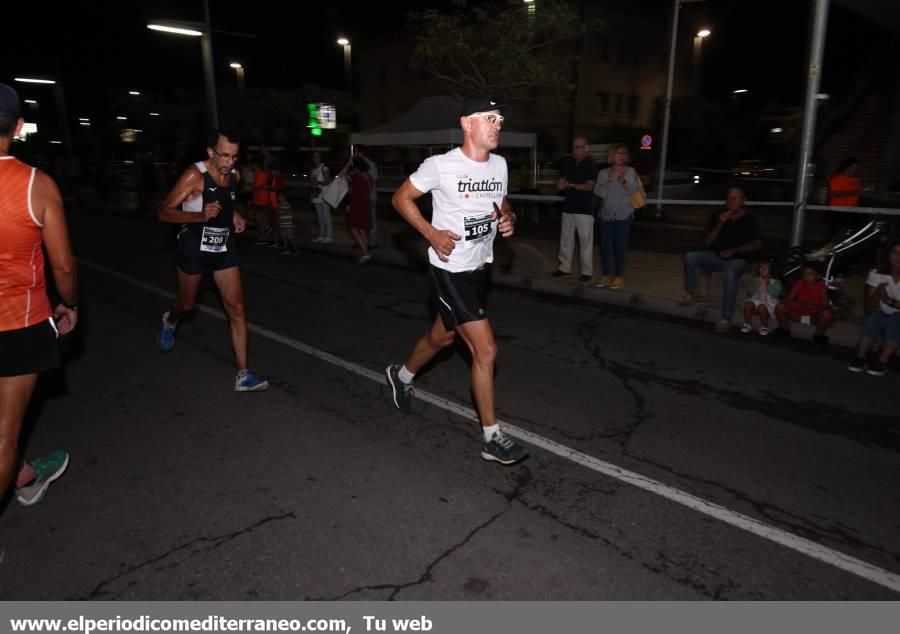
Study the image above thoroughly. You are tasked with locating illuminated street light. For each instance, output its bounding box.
[15,77,56,84]
[697,28,711,37]
[147,24,202,37]
[337,37,352,93]
[733,88,749,94]
[129,91,141,96]
[15,76,70,147]
[230,62,245,96]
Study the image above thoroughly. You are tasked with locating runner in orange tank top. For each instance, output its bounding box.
[0,83,79,509]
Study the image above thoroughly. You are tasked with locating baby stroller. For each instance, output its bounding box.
[783,215,897,320]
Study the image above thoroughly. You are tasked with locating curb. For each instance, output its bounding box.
[298,238,860,349]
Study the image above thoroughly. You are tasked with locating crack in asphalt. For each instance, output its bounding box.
[631,452,900,568]
[80,512,296,599]
[575,313,900,569]
[499,466,739,599]
[307,470,534,600]
[81,264,899,597]
[578,315,899,450]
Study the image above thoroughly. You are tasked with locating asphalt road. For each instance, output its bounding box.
[1,210,898,600]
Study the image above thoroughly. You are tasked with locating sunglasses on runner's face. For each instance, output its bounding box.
[213,149,239,161]
[468,113,504,126]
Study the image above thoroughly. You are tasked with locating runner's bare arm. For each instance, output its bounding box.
[158,167,218,224]
[392,179,460,261]
[35,171,79,333]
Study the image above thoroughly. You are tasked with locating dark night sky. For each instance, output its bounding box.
[2,0,447,111]
[1,0,893,119]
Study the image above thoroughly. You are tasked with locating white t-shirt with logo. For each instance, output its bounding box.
[866,269,900,315]
[409,148,507,273]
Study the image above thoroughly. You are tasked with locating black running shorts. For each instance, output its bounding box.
[428,264,489,330]
[0,320,60,377]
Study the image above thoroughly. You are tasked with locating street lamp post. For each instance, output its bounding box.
[337,37,352,94]
[147,19,219,128]
[657,0,705,215]
[14,77,70,148]
[790,0,830,248]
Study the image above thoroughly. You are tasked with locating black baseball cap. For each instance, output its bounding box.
[0,83,21,119]
[460,96,512,119]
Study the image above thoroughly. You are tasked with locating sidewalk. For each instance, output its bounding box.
[284,205,865,349]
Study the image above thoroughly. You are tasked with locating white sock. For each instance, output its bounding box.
[398,365,415,384]
[482,424,500,442]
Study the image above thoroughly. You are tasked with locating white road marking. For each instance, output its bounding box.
[81,258,900,594]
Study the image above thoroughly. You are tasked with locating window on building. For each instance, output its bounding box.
[596,91,609,112]
[615,93,623,113]
[627,95,640,117]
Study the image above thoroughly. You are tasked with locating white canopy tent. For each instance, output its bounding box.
[351,96,538,187]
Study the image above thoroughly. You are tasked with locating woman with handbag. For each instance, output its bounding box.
[593,144,642,289]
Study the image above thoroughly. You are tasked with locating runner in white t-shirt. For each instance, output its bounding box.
[385,97,528,465]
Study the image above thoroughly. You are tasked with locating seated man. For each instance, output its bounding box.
[679,186,764,332]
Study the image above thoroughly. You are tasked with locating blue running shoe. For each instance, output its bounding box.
[481,430,529,465]
[16,450,70,506]
[157,311,177,352]
[235,369,270,392]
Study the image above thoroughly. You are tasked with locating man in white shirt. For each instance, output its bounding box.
[385,97,528,465]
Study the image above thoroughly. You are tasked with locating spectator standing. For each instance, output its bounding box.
[340,157,374,264]
[594,143,638,289]
[353,145,380,249]
[310,152,332,243]
[552,137,597,282]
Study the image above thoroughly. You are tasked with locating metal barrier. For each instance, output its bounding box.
[646,199,900,216]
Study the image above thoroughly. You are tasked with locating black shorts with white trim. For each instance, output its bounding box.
[428,264,489,330]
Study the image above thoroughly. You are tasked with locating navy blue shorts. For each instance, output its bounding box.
[176,239,239,276]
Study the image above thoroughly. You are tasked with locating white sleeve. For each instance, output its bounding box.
[866,269,881,287]
[409,156,441,194]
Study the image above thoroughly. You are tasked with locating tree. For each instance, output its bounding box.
[409,0,599,109]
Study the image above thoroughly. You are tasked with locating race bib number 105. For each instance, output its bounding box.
[200,226,230,253]
[463,214,493,245]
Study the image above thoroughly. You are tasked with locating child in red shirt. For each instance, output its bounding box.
[775,262,836,344]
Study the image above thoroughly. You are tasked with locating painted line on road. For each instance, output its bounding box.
[81,258,900,595]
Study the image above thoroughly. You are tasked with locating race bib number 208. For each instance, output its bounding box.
[200,226,230,253]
